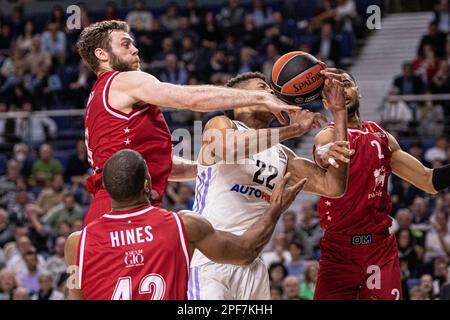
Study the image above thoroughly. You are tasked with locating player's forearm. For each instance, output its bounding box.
[222,124,303,162]
[168,156,197,182]
[154,83,270,112]
[239,205,282,264]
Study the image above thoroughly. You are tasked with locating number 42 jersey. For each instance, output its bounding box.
[190,120,288,267]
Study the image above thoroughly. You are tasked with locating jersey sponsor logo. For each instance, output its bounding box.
[373,131,385,139]
[351,234,372,245]
[110,225,154,248]
[230,184,271,202]
[278,149,287,164]
[124,249,144,268]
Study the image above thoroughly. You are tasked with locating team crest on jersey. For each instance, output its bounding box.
[373,131,386,139]
[368,166,386,199]
[124,249,144,268]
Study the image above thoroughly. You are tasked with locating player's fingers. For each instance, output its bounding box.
[289,178,308,195]
[315,113,328,123]
[327,157,338,168]
[318,60,327,69]
[330,150,350,163]
[333,141,350,147]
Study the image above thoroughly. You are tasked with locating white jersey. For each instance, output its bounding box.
[191,120,288,267]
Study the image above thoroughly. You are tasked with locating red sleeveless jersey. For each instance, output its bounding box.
[77,205,190,300]
[314,121,393,235]
[84,71,172,205]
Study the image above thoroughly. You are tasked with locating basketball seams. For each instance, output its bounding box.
[273,51,304,86]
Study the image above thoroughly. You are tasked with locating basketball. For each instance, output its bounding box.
[271,51,325,105]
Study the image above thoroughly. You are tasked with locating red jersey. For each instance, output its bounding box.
[84,71,172,205]
[314,121,393,235]
[77,205,190,300]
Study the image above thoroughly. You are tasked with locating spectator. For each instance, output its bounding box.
[65,139,89,185]
[67,60,96,109]
[295,200,322,260]
[430,60,450,94]
[393,62,425,96]
[16,20,35,53]
[269,283,283,300]
[262,233,291,266]
[424,136,448,163]
[0,208,14,247]
[49,5,66,32]
[282,275,301,300]
[40,22,66,64]
[268,262,288,288]
[410,196,431,230]
[12,286,30,300]
[261,43,280,81]
[0,270,18,300]
[44,236,66,286]
[159,53,189,85]
[99,1,120,22]
[382,86,413,134]
[425,210,450,262]
[16,246,44,295]
[12,143,34,179]
[31,274,64,300]
[0,159,21,207]
[217,0,245,32]
[5,235,46,275]
[23,35,52,77]
[416,99,445,137]
[42,192,82,231]
[199,11,222,48]
[160,2,181,32]
[409,285,429,300]
[414,44,441,86]
[418,21,447,58]
[285,241,308,280]
[31,144,63,188]
[36,174,65,214]
[281,211,297,245]
[432,257,449,292]
[251,0,273,27]
[397,229,421,278]
[335,0,358,33]
[126,0,153,32]
[165,183,194,211]
[313,22,341,67]
[420,274,437,299]
[299,260,319,300]
[434,0,450,33]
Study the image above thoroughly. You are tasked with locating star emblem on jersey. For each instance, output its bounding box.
[327,216,332,221]
[124,138,131,145]
[325,201,332,206]
[124,127,130,133]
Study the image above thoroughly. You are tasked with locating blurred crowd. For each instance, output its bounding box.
[1,0,449,300]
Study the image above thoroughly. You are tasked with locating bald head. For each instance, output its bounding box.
[103,150,150,202]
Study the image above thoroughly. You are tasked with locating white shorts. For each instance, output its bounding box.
[188,258,270,300]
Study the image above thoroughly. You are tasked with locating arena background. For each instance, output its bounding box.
[0,0,449,300]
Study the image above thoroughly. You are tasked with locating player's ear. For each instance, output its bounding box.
[94,48,108,63]
[144,179,150,193]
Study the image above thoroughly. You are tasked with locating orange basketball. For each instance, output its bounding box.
[271,51,325,105]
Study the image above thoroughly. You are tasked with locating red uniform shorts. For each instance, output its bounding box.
[314,232,402,300]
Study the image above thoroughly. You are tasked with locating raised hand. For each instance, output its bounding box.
[270,172,308,213]
[320,68,346,114]
[262,93,300,125]
[316,141,355,169]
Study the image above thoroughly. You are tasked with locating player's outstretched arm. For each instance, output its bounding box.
[64,232,85,300]
[181,173,306,265]
[199,112,326,166]
[389,133,449,194]
[116,71,297,124]
[168,156,197,182]
[283,144,352,198]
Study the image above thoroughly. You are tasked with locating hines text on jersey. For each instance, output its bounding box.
[110,226,154,248]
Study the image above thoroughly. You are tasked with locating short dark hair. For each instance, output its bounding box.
[335,69,357,86]
[223,72,268,119]
[103,149,147,202]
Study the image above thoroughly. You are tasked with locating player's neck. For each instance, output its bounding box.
[348,113,363,129]
[111,197,150,212]
[97,65,114,75]
[235,112,271,129]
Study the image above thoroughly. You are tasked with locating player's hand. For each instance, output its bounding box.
[270,173,308,213]
[316,141,355,169]
[262,92,299,125]
[288,108,328,136]
[320,68,346,114]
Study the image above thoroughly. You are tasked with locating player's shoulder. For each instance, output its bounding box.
[113,70,159,87]
[204,115,235,131]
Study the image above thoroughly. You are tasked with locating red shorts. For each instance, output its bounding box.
[84,189,111,226]
[314,232,402,300]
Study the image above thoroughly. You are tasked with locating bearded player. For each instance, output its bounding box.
[76,20,296,225]
[188,70,351,300]
[312,69,450,300]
